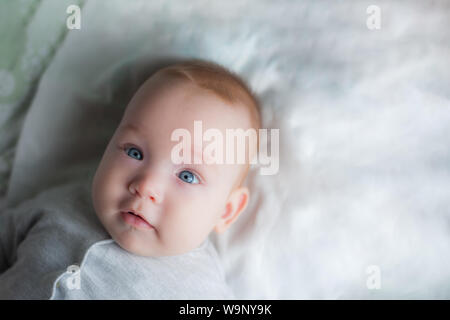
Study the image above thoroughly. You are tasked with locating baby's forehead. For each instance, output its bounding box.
[127,84,252,131]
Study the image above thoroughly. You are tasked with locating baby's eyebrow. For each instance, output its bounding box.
[179,145,218,178]
[192,145,206,163]
[120,123,142,135]
[191,144,218,166]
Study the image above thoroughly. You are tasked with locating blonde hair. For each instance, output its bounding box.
[153,59,261,131]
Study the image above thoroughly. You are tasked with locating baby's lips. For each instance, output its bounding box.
[121,209,155,229]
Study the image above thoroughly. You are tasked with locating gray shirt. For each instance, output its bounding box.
[0,182,234,299]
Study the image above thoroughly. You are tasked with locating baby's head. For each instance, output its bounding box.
[92,60,261,257]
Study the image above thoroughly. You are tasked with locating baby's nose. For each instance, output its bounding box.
[130,178,163,204]
[133,185,161,203]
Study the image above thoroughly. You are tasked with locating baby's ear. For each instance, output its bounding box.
[214,187,249,234]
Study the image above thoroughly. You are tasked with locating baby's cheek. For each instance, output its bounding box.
[166,197,202,225]
[160,216,198,252]
[166,184,221,222]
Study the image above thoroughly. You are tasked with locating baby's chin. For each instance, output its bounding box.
[111,228,163,257]
[111,228,196,257]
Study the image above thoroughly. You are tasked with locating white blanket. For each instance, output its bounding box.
[2,0,450,298]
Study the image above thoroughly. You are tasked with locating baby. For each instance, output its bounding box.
[92,59,261,257]
[0,59,261,299]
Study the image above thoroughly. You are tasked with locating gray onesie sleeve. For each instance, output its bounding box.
[0,200,41,274]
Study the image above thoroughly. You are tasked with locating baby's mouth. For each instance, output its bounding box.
[121,211,155,229]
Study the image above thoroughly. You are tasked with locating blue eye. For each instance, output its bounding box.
[125,146,143,160]
[178,170,199,184]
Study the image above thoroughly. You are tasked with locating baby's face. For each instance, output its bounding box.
[92,80,251,256]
